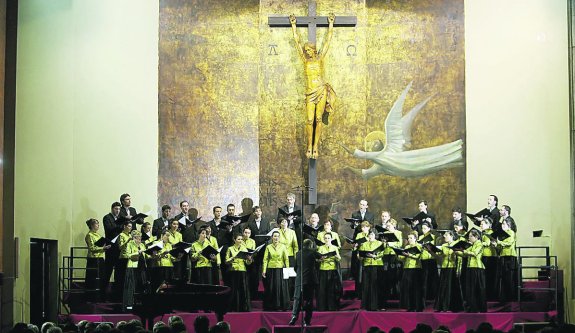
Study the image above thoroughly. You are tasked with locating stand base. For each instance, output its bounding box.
[273,325,328,333]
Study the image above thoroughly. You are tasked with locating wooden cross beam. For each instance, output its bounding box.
[268,0,356,44]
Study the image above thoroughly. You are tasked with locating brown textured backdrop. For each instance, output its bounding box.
[159,0,465,241]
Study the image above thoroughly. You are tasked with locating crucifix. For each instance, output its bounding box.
[268,0,356,205]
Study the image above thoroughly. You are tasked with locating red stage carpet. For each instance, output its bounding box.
[67,310,556,333]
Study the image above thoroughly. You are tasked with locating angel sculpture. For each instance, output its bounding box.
[341,82,464,179]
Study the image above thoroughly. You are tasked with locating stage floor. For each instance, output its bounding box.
[67,309,557,333]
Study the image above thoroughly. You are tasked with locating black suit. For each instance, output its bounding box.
[102,212,122,299]
[247,218,272,246]
[120,206,138,219]
[350,210,373,296]
[412,210,437,235]
[488,207,502,232]
[449,218,468,231]
[172,212,193,282]
[247,218,271,299]
[291,248,319,324]
[152,217,169,239]
[277,204,302,227]
[351,210,375,224]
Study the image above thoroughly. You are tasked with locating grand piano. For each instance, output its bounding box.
[133,283,232,328]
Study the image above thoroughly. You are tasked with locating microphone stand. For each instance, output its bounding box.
[292,185,312,332]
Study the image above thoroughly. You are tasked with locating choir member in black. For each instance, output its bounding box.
[303,213,321,242]
[246,206,270,299]
[455,229,487,312]
[351,199,375,223]
[316,232,341,311]
[174,200,192,282]
[102,201,122,298]
[122,230,149,311]
[226,233,253,312]
[277,192,301,229]
[480,217,498,301]
[224,203,244,235]
[399,231,424,312]
[262,230,290,311]
[499,205,517,232]
[419,222,439,302]
[119,193,140,223]
[475,194,501,232]
[289,239,319,326]
[412,200,437,233]
[152,205,171,239]
[449,207,468,231]
[358,230,384,311]
[191,226,219,284]
[84,218,111,301]
[496,218,518,302]
[433,230,463,312]
[487,194,501,228]
[208,206,228,245]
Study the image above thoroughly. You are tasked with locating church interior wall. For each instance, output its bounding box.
[9,0,573,323]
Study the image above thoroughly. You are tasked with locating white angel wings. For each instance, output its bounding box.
[344,82,464,179]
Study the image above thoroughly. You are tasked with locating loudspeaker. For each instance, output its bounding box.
[273,325,328,333]
[30,238,58,326]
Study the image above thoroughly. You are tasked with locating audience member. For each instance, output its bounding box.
[41,323,56,333]
[46,327,63,333]
[254,328,270,333]
[193,316,210,333]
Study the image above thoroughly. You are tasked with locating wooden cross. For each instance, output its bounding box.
[268,1,357,45]
[268,1,357,205]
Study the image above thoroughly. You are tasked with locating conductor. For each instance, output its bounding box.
[289,239,319,326]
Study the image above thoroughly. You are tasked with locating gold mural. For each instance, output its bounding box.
[159,0,466,237]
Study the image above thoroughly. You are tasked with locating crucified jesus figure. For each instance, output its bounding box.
[290,13,336,159]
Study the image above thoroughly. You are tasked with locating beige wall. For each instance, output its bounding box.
[12,0,573,323]
[465,0,572,319]
[14,0,159,321]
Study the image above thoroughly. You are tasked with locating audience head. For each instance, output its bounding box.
[436,326,450,333]
[193,316,210,333]
[367,327,383,333]
[41,323,56,333]
[208,321,230,333]
[415,323,432,333]
[476,322,493,333]
[254,328,270,333]
[389,328,404,333]
[152,322,166,333]
[167,316,183,327]
[46,327,63,333]
[27,324,40,333]
[170,322,186,333]
[94,323,112,333]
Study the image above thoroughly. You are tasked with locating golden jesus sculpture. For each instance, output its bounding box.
[289,13,336,159]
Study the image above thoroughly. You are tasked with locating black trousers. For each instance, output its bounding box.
[85,257,106,301]
[292,284,316,324]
